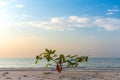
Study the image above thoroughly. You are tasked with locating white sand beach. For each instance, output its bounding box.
[0,68,120,80]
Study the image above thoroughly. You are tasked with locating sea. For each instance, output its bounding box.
[0,58,120,69]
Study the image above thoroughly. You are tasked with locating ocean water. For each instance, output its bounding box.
[0,58,120,68]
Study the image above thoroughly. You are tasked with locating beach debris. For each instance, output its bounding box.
[59,75,65,79]
[5,77,12,80]
[23,75,28,77]
[43,72,53,74]
[3,72,9,75]
[56,64,61,73]
[1,72,9,77]
[18,77,21,80]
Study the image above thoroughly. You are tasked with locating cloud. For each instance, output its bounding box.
[14,4,24,8]
[10,0,17,2]
[1,16,120,32]
[68,16,89,23]
[23,16,120,31]
[0,0,17,7]
[0,13,8,19]
[0,1,9,6]
[107,9,119,12]
[24,16,92,31]
[0,0,24,17]
[67,16,92,28]
[0,1,9,12]
[94,17,120,31]
[0,0,25,22]
[106,7,119,15]
[18,14,29,20]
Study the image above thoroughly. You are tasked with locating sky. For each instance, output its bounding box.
[0,0,120,58]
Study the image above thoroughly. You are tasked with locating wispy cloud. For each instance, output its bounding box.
[0,0,17,7]
[18,14,30,20]
[10,0,17,3]
[106,7,119,15]
[0,0,24,11]
[0,13,8,19]
[0,1,9,6]
[14,4,24,8]
[0,0,25,22]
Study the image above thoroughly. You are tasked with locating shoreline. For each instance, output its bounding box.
[0,67,120,71]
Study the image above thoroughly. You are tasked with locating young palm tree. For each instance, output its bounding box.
[35,49,88,73]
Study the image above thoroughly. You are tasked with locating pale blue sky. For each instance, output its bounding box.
[0,0,120,58]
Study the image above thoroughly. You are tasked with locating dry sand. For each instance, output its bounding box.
[0,68,120,80]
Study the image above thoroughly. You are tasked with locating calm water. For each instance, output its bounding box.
[0,58,120,68]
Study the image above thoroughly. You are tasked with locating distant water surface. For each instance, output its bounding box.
[0,58,120,68]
